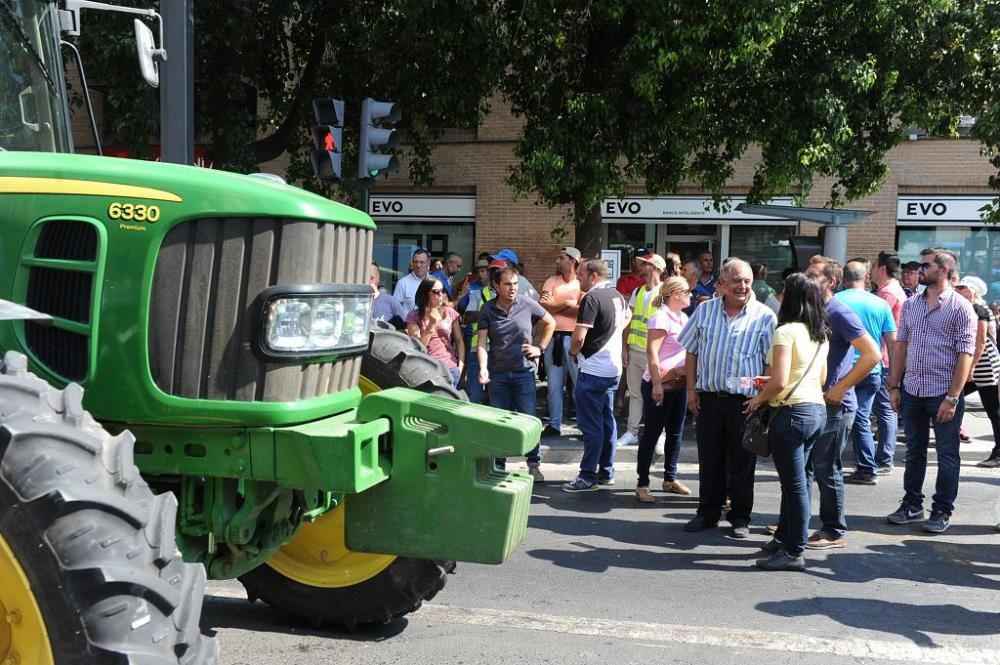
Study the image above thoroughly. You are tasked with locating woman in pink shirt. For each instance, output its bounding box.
[635,277,693,502]
[406,278,465,387]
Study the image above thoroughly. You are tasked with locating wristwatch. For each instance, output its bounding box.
[945,395,960,406]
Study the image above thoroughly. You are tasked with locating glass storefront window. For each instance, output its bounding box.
[898,227,1000,302]
[607,223,655,273]
[372,221,475,292]
[729,226,796,291]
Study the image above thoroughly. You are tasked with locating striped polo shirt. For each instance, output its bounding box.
[898,288,977,397]
[678,296,777,396]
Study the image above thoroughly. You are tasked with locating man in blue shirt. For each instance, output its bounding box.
[836,259,897,485]
[803,257,880,550]
[431,251,464,300]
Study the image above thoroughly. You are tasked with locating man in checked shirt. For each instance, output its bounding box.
[886,247,977,534]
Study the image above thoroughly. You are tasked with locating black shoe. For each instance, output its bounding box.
[683,515,718,532]
[760,538,783,554]
[755,551,805,571]
[731,524,750,539]
[977,456,1000,468]
[540,425,562,439]
[845,471,878,485]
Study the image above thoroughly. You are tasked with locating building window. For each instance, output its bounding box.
[372,221,476,290]
[729,226,795,292]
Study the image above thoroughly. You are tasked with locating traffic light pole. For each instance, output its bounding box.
[359,183,370,217]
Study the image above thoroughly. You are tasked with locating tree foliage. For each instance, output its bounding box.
[72,0,504,198]
[498,0,1000,251]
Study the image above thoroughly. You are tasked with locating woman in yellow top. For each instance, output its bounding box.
[745,273,829,571]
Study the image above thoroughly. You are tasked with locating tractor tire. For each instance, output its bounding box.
[0,351,217,665]
[238,327,460,629]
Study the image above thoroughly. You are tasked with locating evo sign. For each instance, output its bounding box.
[602,196,795,222]
[368,195,476,219]
[897,196,997,224]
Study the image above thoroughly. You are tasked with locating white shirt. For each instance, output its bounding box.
[393,272,425,312]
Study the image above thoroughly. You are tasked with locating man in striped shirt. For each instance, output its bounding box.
[679,258,776,538]
[886,248,977,534]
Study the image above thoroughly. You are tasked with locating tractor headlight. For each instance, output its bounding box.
[255,284,372,360]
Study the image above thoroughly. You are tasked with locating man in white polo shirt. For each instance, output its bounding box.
[393,248,430,312]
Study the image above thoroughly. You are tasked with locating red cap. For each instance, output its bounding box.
[488,259,507,269]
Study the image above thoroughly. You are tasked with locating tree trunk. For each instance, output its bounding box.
[574,201,604,259]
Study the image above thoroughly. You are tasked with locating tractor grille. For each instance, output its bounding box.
[148,218,373,402]
[23,220,99,382]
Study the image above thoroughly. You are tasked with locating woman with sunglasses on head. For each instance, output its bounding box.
[744,273,829,571]
[635,276,694,502]
[406,278,464,387]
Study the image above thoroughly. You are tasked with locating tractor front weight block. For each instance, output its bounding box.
[345,387,539,565]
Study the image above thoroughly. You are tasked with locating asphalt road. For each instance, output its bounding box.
[202,398,1000,665]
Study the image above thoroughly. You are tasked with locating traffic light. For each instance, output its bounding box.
[358,97,400,179]
[310,98,344,181]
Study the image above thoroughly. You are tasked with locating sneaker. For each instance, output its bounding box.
[616,431,639,446]
[527,465,545,483]
[731,524,750,539]
[806,530,846,550]
[876,466,894,475]
[760,538,783,555]
[887,503,926,525]
[562,477,598,493]
[923,511,950,533]
[661,480,691,495]
[540,425,562,439]
[844,471,878,485]
[977,456,1000,468]
[755,551,805,571]
[597,476,615,486]
[654,432,666,457]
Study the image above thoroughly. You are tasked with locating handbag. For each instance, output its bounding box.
[659,367,687,392]
[741,342,823,457]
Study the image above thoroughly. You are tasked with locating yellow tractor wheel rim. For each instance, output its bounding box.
[266,372,396,588]
[266,504,396,588]
[0,534,54,665]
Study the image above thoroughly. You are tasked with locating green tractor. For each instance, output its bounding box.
[0,1,538,663]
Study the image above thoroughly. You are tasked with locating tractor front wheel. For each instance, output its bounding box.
[238,327,459,629]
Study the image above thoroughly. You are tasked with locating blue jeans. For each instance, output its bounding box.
[771,403,827,557]
[637,379,686,485]
[543,333,578,432]
[901,391,964,515]
[851,373,880,475]
[872,372,898,469]
[449,366,461,388]
[465,339,485,405]
[806,404,855,538]
[574,371,620,483]
[490,369,540,468]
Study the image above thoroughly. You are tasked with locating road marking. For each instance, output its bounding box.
[205,585,998,664]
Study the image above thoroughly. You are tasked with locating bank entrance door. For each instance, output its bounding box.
[658,224,721,267]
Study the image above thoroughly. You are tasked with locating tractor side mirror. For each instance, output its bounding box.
[134,19,159,88]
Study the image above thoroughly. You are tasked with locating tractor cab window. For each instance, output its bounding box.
[0,0,71,152]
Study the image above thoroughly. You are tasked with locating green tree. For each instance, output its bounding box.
[498,0,1000,253]
[72,0,504,196]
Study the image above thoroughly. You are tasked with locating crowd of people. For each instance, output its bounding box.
[370,243,1000,570]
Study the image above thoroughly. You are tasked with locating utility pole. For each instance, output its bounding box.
[159,0,194,164]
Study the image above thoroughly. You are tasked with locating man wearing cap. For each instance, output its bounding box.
[901,261,923,297]
[493,249,539,301]
[616,248,649,297]
[540,247,582,438]
[457,257,495,404]
[393,248,430,312]
[618,252,667,447]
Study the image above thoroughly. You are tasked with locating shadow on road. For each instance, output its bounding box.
[200,595,409,641]
[756,597,999,646]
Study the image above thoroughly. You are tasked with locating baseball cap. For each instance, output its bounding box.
[902,261,921,271]
[475,259,490,269]
[561,247,582,262]
[958,275,987,297]
[637,253,667,272]
[492,248,519,264]
[634,247,652,257]
[488,259,507,269]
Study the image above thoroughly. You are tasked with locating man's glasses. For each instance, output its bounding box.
[919,262,934,270]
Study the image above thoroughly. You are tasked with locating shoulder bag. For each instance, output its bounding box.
[741,341,823,457]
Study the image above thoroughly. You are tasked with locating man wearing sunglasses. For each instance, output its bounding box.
[886,248,977,534]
